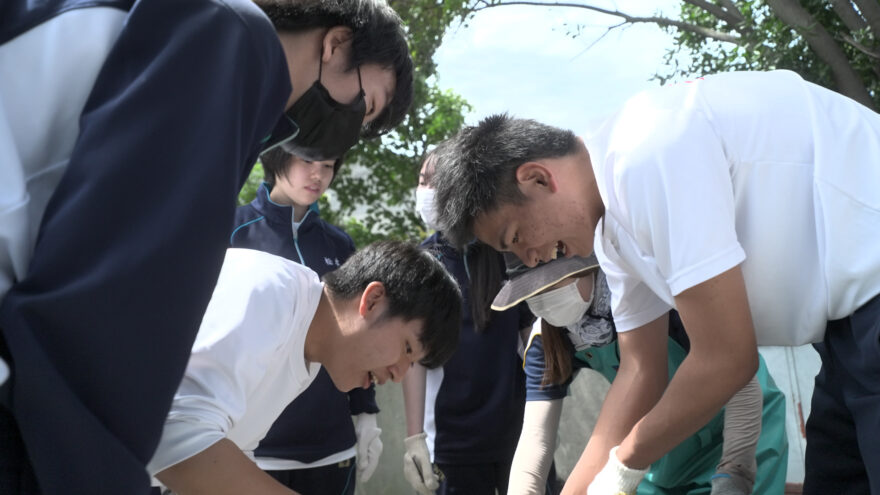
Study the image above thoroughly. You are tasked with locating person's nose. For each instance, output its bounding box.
[520,246,540,268]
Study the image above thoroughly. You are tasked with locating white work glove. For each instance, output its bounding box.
[354,413,383,483]
[587,446,649,495]
[403,432,440,495]
[710,473,752,495]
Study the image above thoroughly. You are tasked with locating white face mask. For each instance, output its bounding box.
[415,188,439,231]
[527,281,592,327]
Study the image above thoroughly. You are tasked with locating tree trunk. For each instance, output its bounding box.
[767,0,875,109]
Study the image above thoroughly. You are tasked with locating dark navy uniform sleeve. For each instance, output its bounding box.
[0,1,290,494]
[524,334,570,401]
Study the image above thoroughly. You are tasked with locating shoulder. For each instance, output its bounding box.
[233,203,261,223]
[230,205,267,243]
[420,233,455,258]
[221,248,318,289]
[131,0,286,91]
[320,218,355,245]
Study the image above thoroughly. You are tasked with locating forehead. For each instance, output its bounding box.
[379,315,424,341]
[419,157,436,181]
[361,64,395,101]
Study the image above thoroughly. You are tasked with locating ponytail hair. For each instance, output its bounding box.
[539,319,574,386]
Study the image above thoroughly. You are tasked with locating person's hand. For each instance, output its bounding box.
[403,432,439,495]
[354,413,382,483]
[587,446,648,495]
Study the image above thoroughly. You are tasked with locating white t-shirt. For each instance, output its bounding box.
[586,70,880,346]
[147,248,323,475]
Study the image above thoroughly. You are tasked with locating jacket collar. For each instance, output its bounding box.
[253,182,320,229]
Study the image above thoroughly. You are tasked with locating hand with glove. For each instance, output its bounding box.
[354,413,383,483]
[403,432,440,495]
[710,473,752,495]
[587,446,649,495]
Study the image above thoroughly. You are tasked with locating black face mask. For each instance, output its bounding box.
[263,59,366,161]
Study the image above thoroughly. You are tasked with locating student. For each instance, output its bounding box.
[147,241,461,495]
[0,1,413,493]
[230,149,380,493]
[429,70,880,494]
[401,153,548,495]
[495,254,786,495]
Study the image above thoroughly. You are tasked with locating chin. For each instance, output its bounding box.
[325,370,351,392]
[333,380,354,393]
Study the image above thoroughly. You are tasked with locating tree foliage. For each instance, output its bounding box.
[469,0,879,110]
[239,0,474,247]
[659,0,879,110]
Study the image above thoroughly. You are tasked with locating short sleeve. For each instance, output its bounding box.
[147,250,300,474]
[612,101,745,296]
[523,328,569,401]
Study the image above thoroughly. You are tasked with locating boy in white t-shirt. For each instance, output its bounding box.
[147,241,461,495]
[429,70,880,495]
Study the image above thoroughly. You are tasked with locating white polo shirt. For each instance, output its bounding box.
[586,70,880,346]
[148,248,323,475]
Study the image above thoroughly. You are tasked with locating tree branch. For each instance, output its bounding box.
[717,0,745,20]
[841,33,880,59]
[766,0,874,108]
[683,0,744,26]
[852,0,880,38]
[830,0,867,33]
[470,1,742,44]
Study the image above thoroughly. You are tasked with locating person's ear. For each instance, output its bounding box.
[358,281,386,318]
[321,26,354,64]
[515,162,558,195]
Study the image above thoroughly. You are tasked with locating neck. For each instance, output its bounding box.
[581,146,605,231]
[292,204,309,223]
[276,28,326,110]
[303,287,341,365]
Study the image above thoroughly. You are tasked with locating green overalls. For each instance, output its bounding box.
[576,339,788,494]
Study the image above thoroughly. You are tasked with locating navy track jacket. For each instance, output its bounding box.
[231,184,379,463]
[421,234,533,464]
[0,1,291,493]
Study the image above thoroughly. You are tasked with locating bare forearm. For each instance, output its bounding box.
[402,362,427,436]
[614,266,760,469]
[618,350,756,468]
[157,439,297,495]
[561,358,666,495]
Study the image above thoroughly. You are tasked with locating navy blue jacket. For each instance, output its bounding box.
[0,2,291,494]
[421,234,533,464]
[231,184,379,463]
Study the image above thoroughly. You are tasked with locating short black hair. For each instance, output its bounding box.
[261,148,344,188]
[323,240,461,368]
[432,114,579,248]
[255,0,414,137]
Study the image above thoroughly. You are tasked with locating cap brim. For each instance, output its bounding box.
[491,256,599,311]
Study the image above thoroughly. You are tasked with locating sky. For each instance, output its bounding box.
[433,0,683,134]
